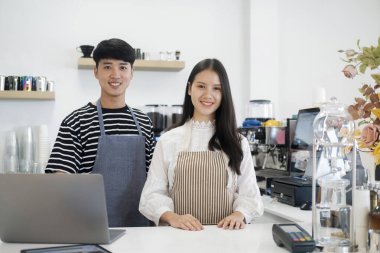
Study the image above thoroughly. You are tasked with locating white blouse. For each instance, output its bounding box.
[139,120,264,225]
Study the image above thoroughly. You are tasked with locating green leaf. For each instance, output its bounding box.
[376,57,380,66]
[369,59,377,68]
[378,37,380,47]
[357,54,366,62]
[360,57,373,66]
[359,63,368,74]
[363,47,374,57]
[357,39,361,49]
[374,46,380,58]
[372,74,380,83]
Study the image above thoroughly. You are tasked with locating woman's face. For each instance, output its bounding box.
[188,69,222,122]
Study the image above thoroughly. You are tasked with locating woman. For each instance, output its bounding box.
[139,58,263,231]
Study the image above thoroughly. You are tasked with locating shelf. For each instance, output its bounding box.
[134,60,185,71]
[78,58,185,71]
[0,91,55,100]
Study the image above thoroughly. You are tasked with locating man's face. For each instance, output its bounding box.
[94,59,133,101]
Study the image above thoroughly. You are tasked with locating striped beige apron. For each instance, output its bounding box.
[170,122,232,224]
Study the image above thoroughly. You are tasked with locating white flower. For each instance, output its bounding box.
[342,65,358,79]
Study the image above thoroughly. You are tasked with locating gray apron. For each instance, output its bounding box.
[92,100,149,227]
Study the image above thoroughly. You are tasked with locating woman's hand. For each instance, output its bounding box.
[217,211,246,230]
[160,211,204,231]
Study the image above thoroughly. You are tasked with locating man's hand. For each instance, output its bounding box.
[160,212,203,231]
[217,211,245,230]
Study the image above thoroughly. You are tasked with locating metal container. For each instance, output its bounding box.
[47,81,54,92]
[7,76,20,91]
[35,76,47,91]
[21,76,33,91]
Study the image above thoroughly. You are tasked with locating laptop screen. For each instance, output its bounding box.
[0,174,125,244]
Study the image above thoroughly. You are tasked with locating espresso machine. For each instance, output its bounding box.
[240,100,290,182]
[240,125,288,173]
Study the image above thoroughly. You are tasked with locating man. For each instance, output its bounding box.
[46,38,155,227]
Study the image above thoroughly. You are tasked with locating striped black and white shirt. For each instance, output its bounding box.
[45,102,155,174]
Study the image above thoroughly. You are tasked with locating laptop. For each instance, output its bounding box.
[0,174,125,244]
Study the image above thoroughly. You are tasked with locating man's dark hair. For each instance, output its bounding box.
[93,38,135,68]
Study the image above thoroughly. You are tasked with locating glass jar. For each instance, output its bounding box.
[315,178,351,247]
[313,97,355,175]
[171,104,183,126]
[313,97,354,147]
[246,100,274,122]
[312,97,357,250]
[143,104,168,135]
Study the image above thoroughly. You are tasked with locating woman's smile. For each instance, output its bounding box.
[200,100,213,106]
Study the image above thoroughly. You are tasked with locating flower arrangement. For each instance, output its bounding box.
[339,37,380,164]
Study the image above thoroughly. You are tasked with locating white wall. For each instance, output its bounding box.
[0,0,379,172]
[276,0,380,118]
[0,0,250,171]
[250,0,380,119]
[250,0,279,113]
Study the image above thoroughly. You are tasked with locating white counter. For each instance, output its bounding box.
[0,196,314,253]
[0,223,305,253]
[261,195,312,223]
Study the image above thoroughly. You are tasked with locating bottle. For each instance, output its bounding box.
[369,183,378,211]
[368,189,380,252]
[369,189,380,231]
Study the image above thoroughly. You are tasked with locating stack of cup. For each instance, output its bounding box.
[19,126,34,173]
[37,124,50,173]
[3,131,19,173]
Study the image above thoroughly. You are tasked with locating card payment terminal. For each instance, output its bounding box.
[272,223,315,253]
